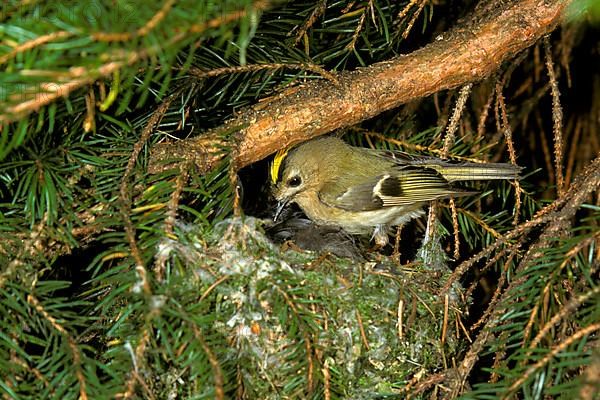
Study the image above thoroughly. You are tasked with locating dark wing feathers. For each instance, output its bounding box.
[326,166,469,212]
[374,149,521,181]
[378,176,403,197]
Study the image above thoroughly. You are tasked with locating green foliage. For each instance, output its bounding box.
[1,0,261,156]
[0,0,598,399]
[461,216,600,399]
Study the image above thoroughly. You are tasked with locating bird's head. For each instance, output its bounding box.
[270,138,336,220]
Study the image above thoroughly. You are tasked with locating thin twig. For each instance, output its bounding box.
[188,62,338,84]
[441,294,449,346]
[449,198,460,260]
[28,294,88,400]
[495,84,522,224]
[544,36,565,196]
[469,252,516,331]
[292,0,327,46]
[356,310,371,351]
[119,96,174,290]
[402,0,428,39]
[191,324,225,400]
[347,8,367,51]
[442,83,473,157]
[0,31,73,65]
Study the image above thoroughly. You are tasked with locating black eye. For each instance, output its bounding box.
[287,176,302,187]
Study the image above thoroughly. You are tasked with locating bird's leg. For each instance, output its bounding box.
[371,224,389,249]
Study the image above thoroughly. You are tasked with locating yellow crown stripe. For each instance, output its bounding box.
[270,147,290,184]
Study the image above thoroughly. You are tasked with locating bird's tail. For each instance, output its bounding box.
[427,162,522,182]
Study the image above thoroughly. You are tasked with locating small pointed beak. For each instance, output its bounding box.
[273,198,289,222]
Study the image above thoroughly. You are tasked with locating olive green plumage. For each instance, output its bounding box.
[271,136,520,246]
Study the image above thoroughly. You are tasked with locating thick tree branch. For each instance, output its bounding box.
[149,0,571,173]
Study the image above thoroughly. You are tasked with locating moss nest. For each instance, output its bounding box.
[152,217,467,398]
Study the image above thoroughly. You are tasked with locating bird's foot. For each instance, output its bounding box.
[370,225,389,250]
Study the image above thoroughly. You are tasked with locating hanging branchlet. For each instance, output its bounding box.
[475,82,496,148]
[442,83,473,157]
[544,36,566,196]
[495,84,523,224]
[441,83,472,260]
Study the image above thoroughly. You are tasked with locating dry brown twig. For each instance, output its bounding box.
[544,36,566,196]
[188,62,338,84]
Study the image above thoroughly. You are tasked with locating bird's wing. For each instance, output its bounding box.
[371,149,521,181]
[320,166,473,212]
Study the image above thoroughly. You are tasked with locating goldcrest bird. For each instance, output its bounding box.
[270,136,521,247]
